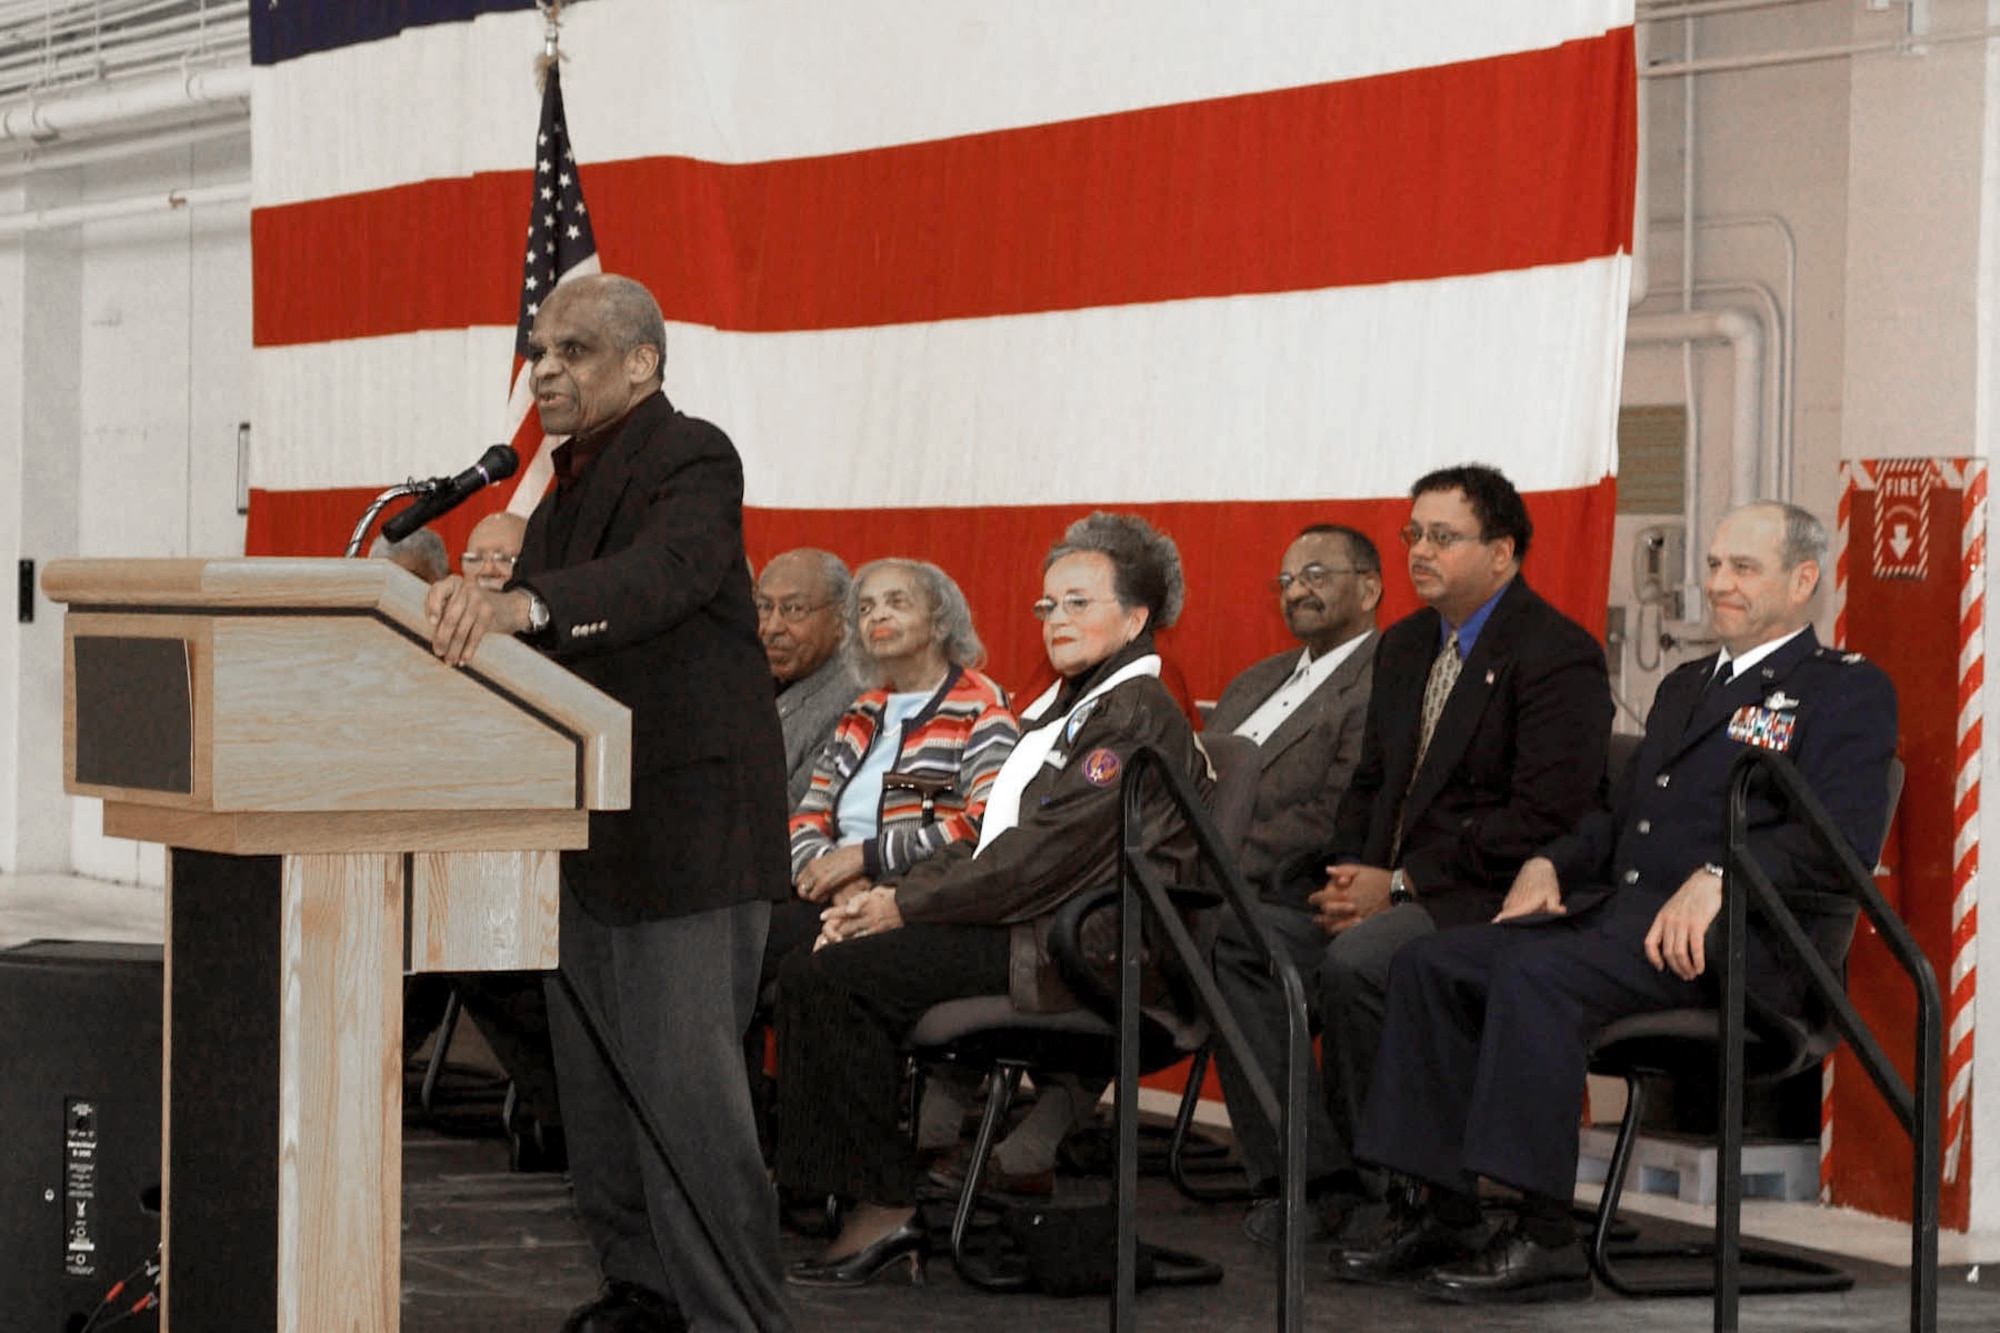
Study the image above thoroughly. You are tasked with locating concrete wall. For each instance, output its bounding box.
[0,133,250,886]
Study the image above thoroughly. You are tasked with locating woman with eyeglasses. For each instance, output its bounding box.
[774,512,1211,1287]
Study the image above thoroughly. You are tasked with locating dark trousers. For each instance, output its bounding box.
[1355,892,1728,1202]
[548,887,791,1333]
[773,923,1011,1206]
[1212,900,1434,1187]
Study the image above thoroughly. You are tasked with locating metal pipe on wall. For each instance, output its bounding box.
[0,64,249,145]
[0,179,247,235]
[1627,306,1766,509]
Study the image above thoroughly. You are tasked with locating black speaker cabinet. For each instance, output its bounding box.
[0,940,162,1332]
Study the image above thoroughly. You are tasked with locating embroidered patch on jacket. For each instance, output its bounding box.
[1727,705,1797,752]
[1081,748,1122,787]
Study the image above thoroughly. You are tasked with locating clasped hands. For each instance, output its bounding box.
[1307,863,1393,936]
[812,884,903,950]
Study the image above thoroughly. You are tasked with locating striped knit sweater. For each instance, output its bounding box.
[788,664,1019,881]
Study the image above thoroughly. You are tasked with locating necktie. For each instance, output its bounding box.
[1414,632,1463,770]
[1393,633,1461,861]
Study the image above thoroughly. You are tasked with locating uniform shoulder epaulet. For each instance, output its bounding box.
[1815,647,1870,666]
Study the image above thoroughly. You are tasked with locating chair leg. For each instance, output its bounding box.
[419,986,464,1118]
[1588,1074,1648,1290]
[1587,1073,1853,1299]
[1166,1045,1253,1202]
[950,1062,1032,1292]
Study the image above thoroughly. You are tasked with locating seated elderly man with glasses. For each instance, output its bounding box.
[1214,465,1610,1250]
[460,510,526,590]
[1201,524,1383,1245]
[758,548,863,806]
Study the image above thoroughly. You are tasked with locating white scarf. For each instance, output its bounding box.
[973,653,1161,856]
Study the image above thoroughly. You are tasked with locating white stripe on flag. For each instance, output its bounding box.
[253,255,1627,502]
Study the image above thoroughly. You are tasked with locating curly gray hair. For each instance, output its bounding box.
[1045,511,1185,629]
[843,558,986,685]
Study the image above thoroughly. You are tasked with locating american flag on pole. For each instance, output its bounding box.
[244,1,1636,698]
[505,58,599,516]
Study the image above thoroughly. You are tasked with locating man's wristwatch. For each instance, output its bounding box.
[1700,862,1726,882]
[1388,867,1415,906]
[523,590,551,634]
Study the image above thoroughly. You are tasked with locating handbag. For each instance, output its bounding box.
[999,1200,1221,1297]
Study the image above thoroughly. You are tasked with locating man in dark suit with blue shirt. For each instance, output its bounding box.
[426,273,792,1333]
[1224,465,1611,1245]
[1341,500,1898,1305]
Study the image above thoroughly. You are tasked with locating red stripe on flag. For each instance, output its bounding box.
[247,479,1616,702]
[252,31,1635,346]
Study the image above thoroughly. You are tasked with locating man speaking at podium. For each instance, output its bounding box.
[426,273,794,1333]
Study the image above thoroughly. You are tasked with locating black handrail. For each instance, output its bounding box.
[1112,744,1311,1332]
[1720,748,1940,1333]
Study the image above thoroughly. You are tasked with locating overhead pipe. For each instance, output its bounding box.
[1642,22,2000,78]
[0,180,248,236]
[0,117,245,181]
[0,64,249,145]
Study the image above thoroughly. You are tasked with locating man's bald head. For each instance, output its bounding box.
[464,511,527,590]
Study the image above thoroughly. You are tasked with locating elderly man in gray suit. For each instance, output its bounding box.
[1207,523,1383,1247]
[757,548,862,806]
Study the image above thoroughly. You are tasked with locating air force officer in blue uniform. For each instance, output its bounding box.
[1340,501,1898,1304]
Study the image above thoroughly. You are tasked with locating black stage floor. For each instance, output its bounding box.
[400,1114,1998,1333]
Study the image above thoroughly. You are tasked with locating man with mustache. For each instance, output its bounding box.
[757,548,861,807]
[1227,465,1611,1246]
[1204,524,1382,1242]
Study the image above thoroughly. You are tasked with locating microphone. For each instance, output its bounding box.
[379,444,519,542]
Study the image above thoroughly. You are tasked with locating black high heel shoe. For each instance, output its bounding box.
[785,1215,930,1288]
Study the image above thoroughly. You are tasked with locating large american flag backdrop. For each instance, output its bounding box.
[245,1,1636,701]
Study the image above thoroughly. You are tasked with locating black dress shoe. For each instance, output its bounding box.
[556,1280,686,1333]
[1331,1204,1486,1286]
[1415,1220,1593,1304]
[1241,1196,1332,1250]
[784,1216,929,1288]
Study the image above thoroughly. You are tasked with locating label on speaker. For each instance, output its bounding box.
[63,1097,99,1278]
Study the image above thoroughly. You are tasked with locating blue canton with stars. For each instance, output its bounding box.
[515,60,599,358]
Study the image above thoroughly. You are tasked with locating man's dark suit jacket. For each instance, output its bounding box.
[515,391,791,924]
[1206,632,1377,905]
[1317,577,1612,928]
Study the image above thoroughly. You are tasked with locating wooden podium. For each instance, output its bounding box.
[43,557,631,1333]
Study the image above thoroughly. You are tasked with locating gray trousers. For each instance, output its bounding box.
[548,888,792,1332]
[1211,900,1435,1188]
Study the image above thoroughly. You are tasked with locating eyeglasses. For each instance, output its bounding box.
[1398,523,1483,552]
[1032,594,1113,621]
[755,597,833,624]
[1270,564,1362,594]
[461,550,518,571]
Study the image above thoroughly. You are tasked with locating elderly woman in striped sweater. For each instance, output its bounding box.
[764,559,1020,982]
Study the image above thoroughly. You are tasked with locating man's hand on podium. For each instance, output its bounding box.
[424,574,532,666]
